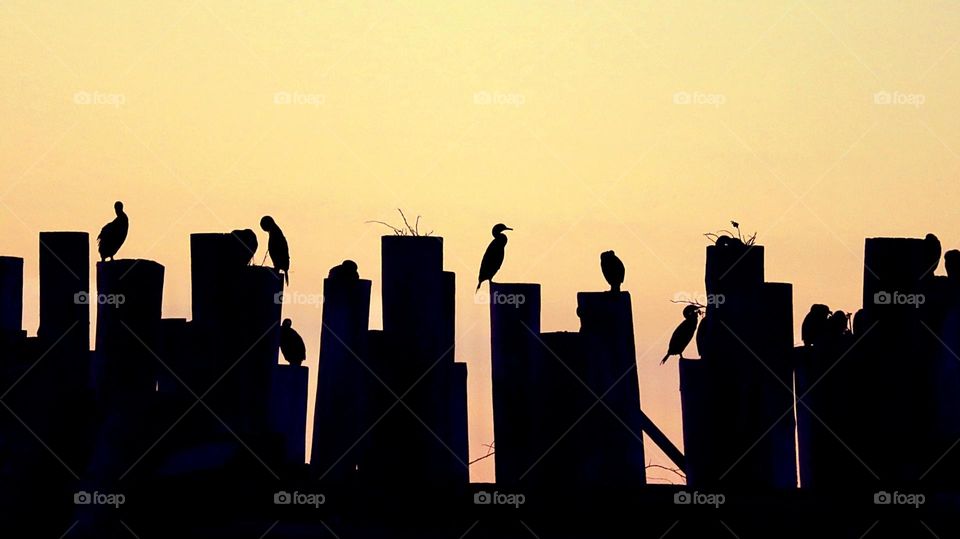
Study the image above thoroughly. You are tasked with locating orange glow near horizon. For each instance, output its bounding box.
[3,1,960,483]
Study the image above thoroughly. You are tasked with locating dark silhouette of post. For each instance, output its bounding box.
[682,242,796,488]
[269,363,308,466]
[88,259,164,481]
[576,291,646,486]
[490,282,541,485]
[0,257,23,338]
[310,276,372,482]
[39,232,89,353]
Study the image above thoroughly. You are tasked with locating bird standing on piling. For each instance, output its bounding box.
[924,233,942,276]
[280,318,306,367]
[97,201,128,262]
[661,305,701,365]
[801,304,831,347]
[328,260,359,281]
[476,223,512,292]
[231,228,258,266]
[600,250,625,292]
[260,216,290,285]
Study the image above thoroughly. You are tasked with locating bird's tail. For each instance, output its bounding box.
[284,271,289,286]
[476,281,482,292]
[660,353,670,365]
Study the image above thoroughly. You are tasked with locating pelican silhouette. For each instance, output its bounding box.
[260,216,290,285]
[280,318,306,367]
[476,223,512,292]
[600,250,625,292]
[97,201,128,262]
[661,305,701,365]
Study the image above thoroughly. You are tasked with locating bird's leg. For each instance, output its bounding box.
[260,253,268,266]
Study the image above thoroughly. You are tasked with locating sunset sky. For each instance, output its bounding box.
[2,1,960,483]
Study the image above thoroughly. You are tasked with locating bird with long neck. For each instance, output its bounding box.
[476,223,512,292]
[661,305,701,365]
[97,200,128,262]
[260,215,290,285]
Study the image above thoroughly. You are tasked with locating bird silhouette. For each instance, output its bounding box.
[328,260,359,281]
[827,310,850,340]
[661,305,700,365]
[925,233,942,276]
[476,223,512,292]
[230,229,258,266]
[600,250,625,292]
[97,201,128,262]
[945,249,960,281]
[260,216,290,285]
[801,304,831,347]
[279,318,306,367]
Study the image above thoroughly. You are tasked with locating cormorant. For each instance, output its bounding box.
[661,305,700,365]
[230,229,258,266]
[801,304,831,347]
[476,223,512,292]
[328,260,359,281]
[97,201,128,262]
[945,249,960,281]
[827,310,850,339]
[600,250,625,292]
[279,318,306,367]
[260,216,290,285]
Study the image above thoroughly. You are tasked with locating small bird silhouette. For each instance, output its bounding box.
[827,310,850,339]
[97,201,128,262]
[476,223,512,292]
[260,216,290,285]
[230,229,258,266]
[925,233,942,276]
[279,318,306,367]
[600,250,625,292]
[945,249,960,281]
[328,260,359,281]
[661,305,701,365]
[801,304,831,347]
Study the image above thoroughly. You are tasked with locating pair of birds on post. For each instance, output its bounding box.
[475,224,628,293]
[96,201,291,284]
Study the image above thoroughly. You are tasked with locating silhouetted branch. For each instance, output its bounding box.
[645,463,686,483]
[469,440,495,466]
[366,209,433,236]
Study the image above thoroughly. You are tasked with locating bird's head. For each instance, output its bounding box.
[810,304,831,317]
[682,305,701,319]
[260,216,275,231]
[114,201,124,214]
[492,223,513,236]
[282,318,292,329]
[342,260,358,271]
[601,250,616,260]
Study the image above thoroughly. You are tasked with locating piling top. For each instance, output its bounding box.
[0,256,24,264]
[39,231,89,240]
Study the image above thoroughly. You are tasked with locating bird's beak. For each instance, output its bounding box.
[505,227,513,231]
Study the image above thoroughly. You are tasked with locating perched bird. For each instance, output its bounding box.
[328,260,359,281]
[97,201,129,262]
[827,310,850,339]
[260,216,290,285]
[279,318,306,367]
[230,228,258,266]
[852,308,869,337]
[945,249,960,281]
[801,304,831,347]
[476,223,512,292]
[925,233,942,276]
[661,305,701,365]
[600,250,625,292]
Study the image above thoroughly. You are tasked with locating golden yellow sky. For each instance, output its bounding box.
[2,1,960,483]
